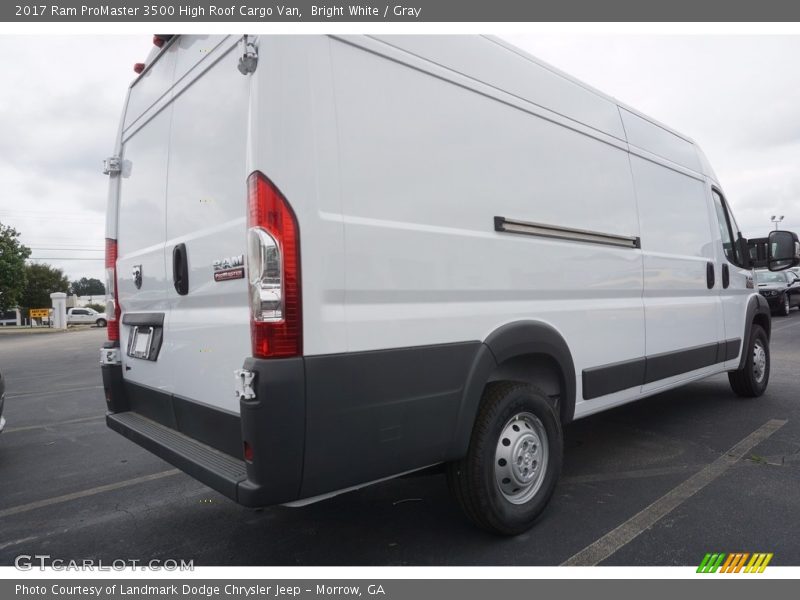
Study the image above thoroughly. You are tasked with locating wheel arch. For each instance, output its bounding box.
[449,320,576,459]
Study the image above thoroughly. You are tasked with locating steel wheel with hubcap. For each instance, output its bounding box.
[494,412,548,504]
[752,338,767,384]
[447,382,562,536]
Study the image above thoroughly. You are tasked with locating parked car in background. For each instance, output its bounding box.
[756,269,800,316]
[67,307,107,327]
[0,371,6,434]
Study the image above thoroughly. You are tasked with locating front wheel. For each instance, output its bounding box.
[728,324,769,397]
[780,295,791,316]
[446,382,563,535]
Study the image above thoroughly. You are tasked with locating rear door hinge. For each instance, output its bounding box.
[234,369,257,401]
[237,36,258,75]
[100,347,122,366]
[103,156,121,175]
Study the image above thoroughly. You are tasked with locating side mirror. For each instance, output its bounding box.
[768,230,800,271]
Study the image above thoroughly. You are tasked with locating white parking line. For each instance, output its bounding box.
[3,415,104,433]
[771,317,800,332]
[0,536,38,551]
[562,418,787,566]
[0,470,181,519]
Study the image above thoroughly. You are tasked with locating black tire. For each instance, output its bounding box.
[446,382,562,535]
[780,295,790,317]
[96,319,107,327]
[728,324,769,397]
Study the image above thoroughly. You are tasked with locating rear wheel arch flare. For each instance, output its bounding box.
[483,321,575,425]
[451,321,576,459]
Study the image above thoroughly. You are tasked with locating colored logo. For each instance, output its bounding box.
[697,552,773,573]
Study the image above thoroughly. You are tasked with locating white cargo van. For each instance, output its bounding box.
[101,35,800,535]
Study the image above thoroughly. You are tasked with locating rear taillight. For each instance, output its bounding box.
[105,238,121,342]
[246,172,301,358]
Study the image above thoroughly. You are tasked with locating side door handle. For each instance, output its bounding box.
[722,263,730,289]
[173,243,189,295]
[706,261,715,289]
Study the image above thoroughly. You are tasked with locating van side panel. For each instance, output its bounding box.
[303,36,646,474]
[329,38,643,356]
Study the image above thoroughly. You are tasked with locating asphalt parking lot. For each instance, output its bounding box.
[1,319,799,567]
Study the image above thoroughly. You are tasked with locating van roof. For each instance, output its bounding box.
[485,36,697,147]
[126,34,714,181]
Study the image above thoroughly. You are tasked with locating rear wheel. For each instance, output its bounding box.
[447,382,562,535]
[96,319,107,327]
[728,324,769,397]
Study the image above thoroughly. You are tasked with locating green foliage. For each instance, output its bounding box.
[71,276,106,296]
[19,263,70,311]
[84,302,107,313]
[0,221,31,312]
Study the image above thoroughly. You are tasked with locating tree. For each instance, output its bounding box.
[19,263,70,310]
[0,221,31,312]
[71,277,105,296]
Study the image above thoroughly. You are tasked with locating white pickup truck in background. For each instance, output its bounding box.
[67,307,107,327]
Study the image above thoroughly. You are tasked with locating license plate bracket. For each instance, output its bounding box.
[127,326,159,361]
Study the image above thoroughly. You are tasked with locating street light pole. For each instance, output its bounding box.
[770,215,785,231]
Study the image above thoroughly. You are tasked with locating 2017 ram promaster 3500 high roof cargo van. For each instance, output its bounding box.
[100,35,800,535]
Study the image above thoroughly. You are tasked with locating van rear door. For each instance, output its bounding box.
[116,58,176,394]
[156,36,252,414]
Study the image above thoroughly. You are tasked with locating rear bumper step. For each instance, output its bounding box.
[102,356,304,506]
[107,411,246,501]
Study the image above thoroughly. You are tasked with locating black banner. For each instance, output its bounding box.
[4,579,800,600]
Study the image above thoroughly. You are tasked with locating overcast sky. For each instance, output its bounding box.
[0,34,798,282]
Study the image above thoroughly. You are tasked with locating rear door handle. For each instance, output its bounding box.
[706,262,715,289]
[722,263,730,289]
[173,243,189,295]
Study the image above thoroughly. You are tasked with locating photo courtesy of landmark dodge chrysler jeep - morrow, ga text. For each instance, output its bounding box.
[99,35,800,535]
